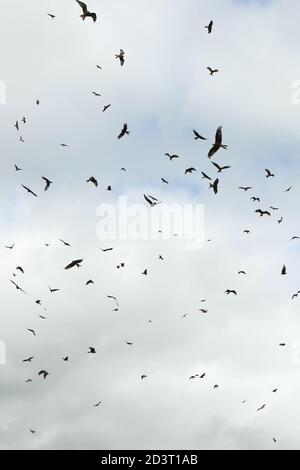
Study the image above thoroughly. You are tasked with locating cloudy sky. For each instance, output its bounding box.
[1,0,300,450]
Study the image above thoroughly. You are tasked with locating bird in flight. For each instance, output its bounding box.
[42,177,52,191]
[144,194,160,207]
[209,178,219,195]
[27,328,36,336]
[201,172,211,180]
[185,167,197,175]
[88,347,96,354]
[92,92,101,97]
[102,104,111,112]
[94,401,102,407]
[118,123,130,139]
[14,164,22,172]
[65,259,83,270]
[165,153,179,161]
[205,20,213,34]
[250,197,260,202]
[207,67,219,76]
[10,280,27,294]
[48,285,60,293]
[141,375,147,380]
[257,404,266,411]
[76,1,97,22]
[193,130,207,140]
[265,169,274,178]
[225,289,237,296]
[86,280,94,286]
[239,186,252,192]
[47,14,56,20]
[281,265,287,276]
[255,209,271,217]
[161,178,169,184]
[59,239,71,247]
[208,126,227,158]
[101,247,113,252]
[14,121,19,131]
[115,49,125,66]
[38,370,49,379]
[87,176,98,187]
[22,185,37,197]
[22,357,34,363]
[211,162,231,173]
[16,266,24,274]
[5,243,15,250]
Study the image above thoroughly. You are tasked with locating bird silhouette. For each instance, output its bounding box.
[76,1,97,22]
[208,126,227,158]
[118,123,130,139]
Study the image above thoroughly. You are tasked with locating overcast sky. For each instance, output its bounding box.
[1,0,300,450]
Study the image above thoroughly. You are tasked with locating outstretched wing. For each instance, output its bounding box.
[76,1,88,14]
[208,145,218,159]
[215,126,223,146]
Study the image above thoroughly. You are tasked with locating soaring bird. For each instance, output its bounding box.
[16,266,24,274]
[10,280,27,294]
[19,136,25,142]
[106,295,119,307]
[225,289,237,296]
[86,280,94,286]
[38,370,49,379]
[14,120,19,131]
[257,404,266,411]
[103,104,111,112]
[22,357,34,363]
[141,375,147,380]
[42,177,52,191]
[144,194,160,207]
[94,401,102,407]
[255,209,271,217]
[209,178,219,195]
[76,1,97,22]
[14,164,22,172]
[161,178,169,184]
[59,239,71,247]
[208,126,227,158]
[207,67,218,76]
[92,92,101,97]
[118,123,130,139]
[250,197,260,202]
[193,130,207,140]
[27,329,36,336]
[239,186,252,192]
[101,247,113,252]
[5,244,15,250]
[205,20,213,33]
[278,217,283,224]
[291,236,300,240]
[185,167,197,175]
[201,172,212,180]
[142,269,148,276]
[265,169,274,178]
[22,185,37,197]
[211,162,231,173]
[87,176,98,187]
[48,285,60,293]
[65,259,83,270]
[47,14,56,19]
[165,153,179,160]
[115,49,125,66]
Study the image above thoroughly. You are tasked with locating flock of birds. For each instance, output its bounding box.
[2,1,296,449]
